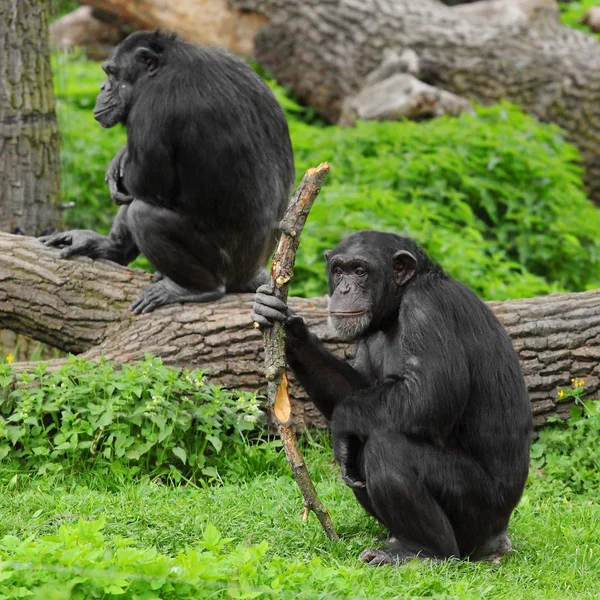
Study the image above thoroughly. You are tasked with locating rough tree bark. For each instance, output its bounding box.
[1,0,62,361]
[1,232,599,428]
[79,0,268,57]
[227,0,600,202]
[0,0,61,236]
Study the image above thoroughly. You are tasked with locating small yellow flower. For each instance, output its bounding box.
[579,379,585,387]
[558,390,564,399]
[5,354,13,364]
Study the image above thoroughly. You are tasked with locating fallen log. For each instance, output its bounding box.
[1,231,598,428]
[79,0,267,57]
[232,0,600,203]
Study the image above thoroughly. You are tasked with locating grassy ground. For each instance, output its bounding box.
[0,441,598,599]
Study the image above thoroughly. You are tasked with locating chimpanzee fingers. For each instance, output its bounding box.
[113,191,134,206]
[119,149,128,178]
[131,296,144,313]
[60,242,89,259]
[251,313,272,329]
[251,300,288,323]
[255,283,274,296]
[254,291,288,313]
[106,175,119,199]
[39,232,72,247]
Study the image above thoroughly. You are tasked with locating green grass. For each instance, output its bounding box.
[0,441,598,599]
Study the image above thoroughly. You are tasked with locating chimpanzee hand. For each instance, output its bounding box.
[251,284,308,339]
[39,230,114,260]
[336,436,367,490]
[106,146,133,206]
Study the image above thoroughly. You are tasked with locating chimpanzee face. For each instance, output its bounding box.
[326,254,375,340]
[325,233,418,341]
[93,32,163,128]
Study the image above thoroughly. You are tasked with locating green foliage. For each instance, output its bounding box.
[560,1,600,36]
[53,53,126,235]
[530,385,600,496]
[0,518,360,599]
[289,104,600,300]
[0,356,286,483]
[49,0,80,22]
[54,55,600,301]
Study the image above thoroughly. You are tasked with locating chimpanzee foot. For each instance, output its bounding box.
[360,540,442,566]
[131,278,226,314]
[472,532,512,564]
[359,548,394,566]
[342,474,367,490]
[360,546,422,566]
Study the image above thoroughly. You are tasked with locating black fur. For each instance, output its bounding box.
[41,29,294,314]
[252,230,532,565]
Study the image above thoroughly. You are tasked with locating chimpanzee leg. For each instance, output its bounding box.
[231,267,269,293]
[127,200,226,313]
[359,434,509,565]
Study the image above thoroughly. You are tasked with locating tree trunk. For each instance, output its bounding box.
[228,0,600,203]
[0,1,63,362]
[1,232,598,428]
[0,0,61,237]
[79,0,268,57]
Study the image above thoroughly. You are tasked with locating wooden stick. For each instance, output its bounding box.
[259,162,338,541]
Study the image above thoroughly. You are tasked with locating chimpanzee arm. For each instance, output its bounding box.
[332,301,471,442]
[124,115,177,206]
[39,206,139,265]
[106,146,134,206]
[252,286,369,421]
[105,205,140,264]
[286,321,370,421]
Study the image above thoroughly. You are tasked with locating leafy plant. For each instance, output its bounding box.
[0,356,286,483]
[530,379,600,496]
[289,104,600,300]
[0,518,360,599]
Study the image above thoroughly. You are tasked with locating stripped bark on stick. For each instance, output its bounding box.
[259,162,338,541]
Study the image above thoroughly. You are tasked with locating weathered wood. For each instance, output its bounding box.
[261,162,337,540]
[49,6,126,60]
[79,0,267,57]
[1,231,598,428]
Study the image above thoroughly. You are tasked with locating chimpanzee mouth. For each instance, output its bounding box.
[328,311,372,341]
[93,107,112,117]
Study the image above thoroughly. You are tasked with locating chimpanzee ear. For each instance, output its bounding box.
[392,250,417,286]
[134,47,160,76]
[324,250,333,262]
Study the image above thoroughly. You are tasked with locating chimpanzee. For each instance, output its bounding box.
[41,29,294,314]
[252,231,532,565]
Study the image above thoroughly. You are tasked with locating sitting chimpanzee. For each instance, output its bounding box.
[252,231,532,565]
[41,29,294,314]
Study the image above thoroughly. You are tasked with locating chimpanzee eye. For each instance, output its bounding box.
[355,268,365,277]
[334,267,343,276]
